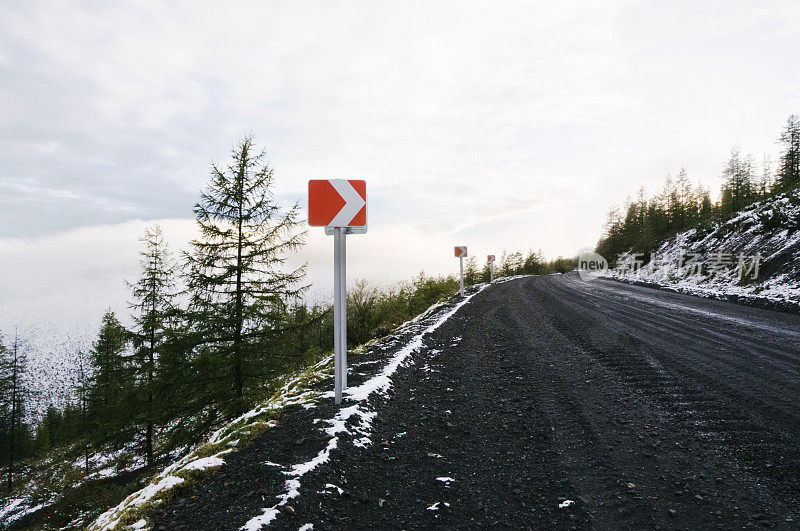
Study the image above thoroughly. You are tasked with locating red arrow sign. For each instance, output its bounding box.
[454,246,467,258]
[308,180,367,228]
[487,255,495,262]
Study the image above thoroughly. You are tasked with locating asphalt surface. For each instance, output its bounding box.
[150,274,800,529]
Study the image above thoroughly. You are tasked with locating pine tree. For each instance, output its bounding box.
[87,311,132,447]
[185,136,307,415]
[775,115,800,193]
[128,225,176,465]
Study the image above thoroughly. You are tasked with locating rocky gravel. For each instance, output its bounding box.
[149,274,800,529]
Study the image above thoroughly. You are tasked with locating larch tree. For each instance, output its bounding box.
[185,136,307,416]
[720,147,755,216]
[76,349,90,474]
[0,332,28,492]
[128,225,176,465]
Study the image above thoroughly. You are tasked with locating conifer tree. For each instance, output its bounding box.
[775,115,800,192]
[758,154,773,198]
[463,256,479,285]
[185,136,307,415]
[720,147,754,216]
[87,311,132,447]
[76,349,90,474]
[480,261,492,283]
[523,249,544,275]
[128,225,176,465]
[0,332,27,492]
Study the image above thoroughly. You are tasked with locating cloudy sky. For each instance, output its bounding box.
[1,1,799,338]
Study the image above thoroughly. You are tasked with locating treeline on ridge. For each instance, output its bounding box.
[597,115,800,263]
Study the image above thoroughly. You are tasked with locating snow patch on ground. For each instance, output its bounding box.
[0,498,46,525]
[182,456,227,471]
[89,356,333,530]
[603,190,800,308]
[240,286,487,529]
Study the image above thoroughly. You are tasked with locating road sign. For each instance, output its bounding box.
[487,255,495,262]
[455,246,467,296]
[308,179,367,234]
[487,255,496,283]
[309,180,368,405]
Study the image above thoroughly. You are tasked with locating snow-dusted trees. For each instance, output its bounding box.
[184,136,307,415]
[597,170,716,262]
[597,115,800,264]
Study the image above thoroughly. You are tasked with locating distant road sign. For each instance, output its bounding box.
[487,255,495,263]
[308,179,367,232]
[454,246,467,258]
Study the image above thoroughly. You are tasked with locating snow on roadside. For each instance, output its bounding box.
[240,286,487,530]
[89,356,333,530]
[603,190,800,308]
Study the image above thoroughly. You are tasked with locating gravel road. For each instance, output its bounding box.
[150,274,800,529]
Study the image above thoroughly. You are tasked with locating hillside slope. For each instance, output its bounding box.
[81,287,483,530]
[121,276,800,529]
[605,189,800,310]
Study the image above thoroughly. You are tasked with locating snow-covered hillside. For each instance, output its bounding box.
[605,189,800,309]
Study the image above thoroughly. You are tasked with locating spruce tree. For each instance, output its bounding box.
[128,225,176,465]
[185,136,307,415]
[87,311,132,447]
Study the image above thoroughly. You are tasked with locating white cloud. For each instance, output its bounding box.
[1,0,799,364]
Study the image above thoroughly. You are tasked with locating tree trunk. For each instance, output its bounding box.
[146,270,156,465]
[233,169,245,413]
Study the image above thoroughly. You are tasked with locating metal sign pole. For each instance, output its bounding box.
[333,227,345,404]
[490,261,494,283]
[309,179,365,407]
[459,255,464,296]
[340,229,347,390]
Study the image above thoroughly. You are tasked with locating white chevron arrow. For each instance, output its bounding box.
[329,179,366,226]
